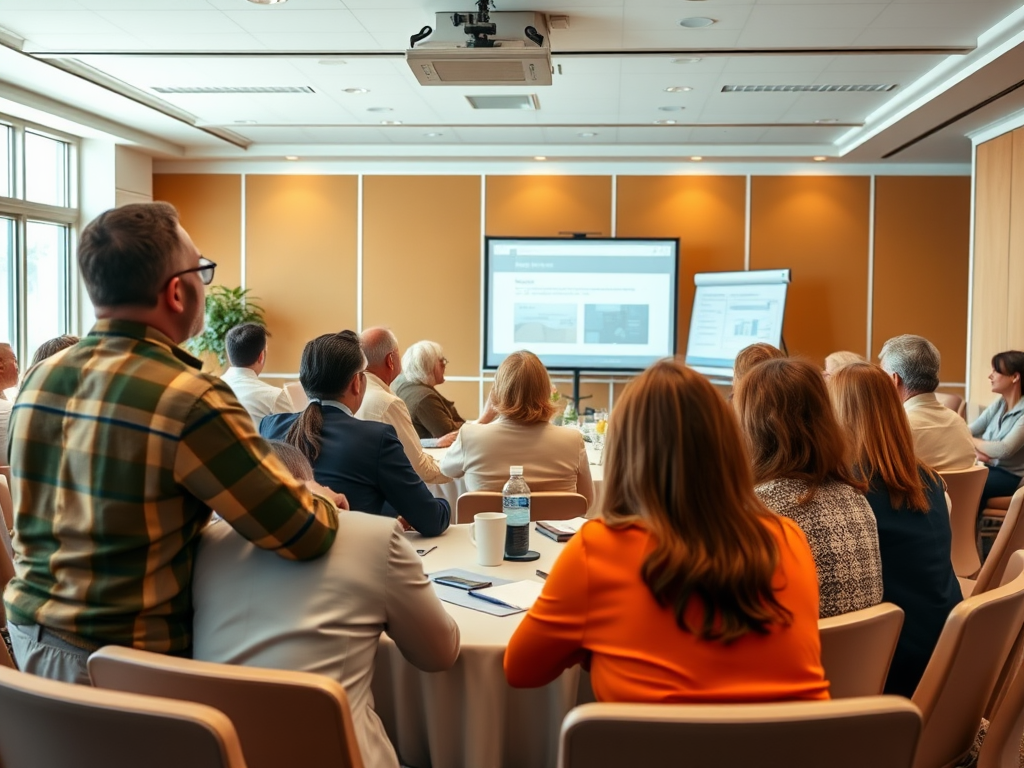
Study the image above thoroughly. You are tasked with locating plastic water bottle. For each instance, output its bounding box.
[502,466,531,558]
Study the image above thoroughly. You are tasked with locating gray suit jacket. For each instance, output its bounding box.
[192,514,460,768]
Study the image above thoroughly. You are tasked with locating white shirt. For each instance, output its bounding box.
[220,367,293,429]
[0,397,11,465]
[355,372,451,484]
[904,392,977,472]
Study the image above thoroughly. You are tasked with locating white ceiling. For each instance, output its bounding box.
[1,0,1023,164]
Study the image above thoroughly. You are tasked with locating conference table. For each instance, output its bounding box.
[370,522,589,768]
[423,443,605,512]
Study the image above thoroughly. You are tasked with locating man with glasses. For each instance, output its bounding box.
[4,202,343,684]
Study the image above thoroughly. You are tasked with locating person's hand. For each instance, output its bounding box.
[397,516,413,532]
[478,393,499,424]
[976,449,993,464]
[436,430,459,448]
[307,480,349,510]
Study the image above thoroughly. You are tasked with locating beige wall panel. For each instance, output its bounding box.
[1008,129,1024,351]
[436,380,482,421]
[970,133,1014,412]
[153,174,241,289]
[750,176,870,366]
[362,176,481,378]
[245,175,358,373]
[485,176,612,237]
[616,176,747,356]
[872,177,970,382]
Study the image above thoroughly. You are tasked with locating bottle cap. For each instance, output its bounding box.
[509,465,523,476]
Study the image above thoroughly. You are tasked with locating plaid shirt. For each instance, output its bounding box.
[3,319,339,652]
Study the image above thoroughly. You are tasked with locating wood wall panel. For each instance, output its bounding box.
[362,176,481,385]
[485,176,612,236]
[153,174,241,289]
[1008,129,1024,352]
[872,176,970,382]
[436,380,482,421]
[970,134,1015,413]
[616,175,746,356]
[750,176,871,366]
[245,175,358,373]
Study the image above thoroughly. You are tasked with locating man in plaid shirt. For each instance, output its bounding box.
[4,202,344,684]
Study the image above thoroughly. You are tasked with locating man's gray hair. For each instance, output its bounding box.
[402,340,444,386]
[361,327,398,367]
[879,334,940,394]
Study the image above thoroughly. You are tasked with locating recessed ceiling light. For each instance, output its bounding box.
[381,120,403,125]
[814,118,839,124]
[673,57,702,64]
[654,119,677,125]
[813,156,828,162]
[534,156,547,161]
[248,0,287,4]
[344,88,369,94]
[690,156,703,161]
[233,120,257,125]
[578,132,597,137]
[285,156,299,160]
[658,106,685,112]
[318,59,347,66]
[424,132,444,137]
[679,17,716,28]
[664,86,693,93]
[367,107,392,113]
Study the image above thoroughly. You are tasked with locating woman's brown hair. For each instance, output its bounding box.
[733,342,785,385]
[828,361,932,512]
[601,359,792,643]
[734,357,864,502]
[491,350,556,424]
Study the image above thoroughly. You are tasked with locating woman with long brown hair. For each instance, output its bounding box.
[504,359,828,702]
[734,358,883,618]
[829,362,960,697]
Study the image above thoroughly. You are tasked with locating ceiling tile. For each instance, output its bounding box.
[222,9,364,34]
[0,10,123,34]
[98,10,244,35]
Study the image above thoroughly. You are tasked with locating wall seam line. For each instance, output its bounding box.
[867,175,875,360]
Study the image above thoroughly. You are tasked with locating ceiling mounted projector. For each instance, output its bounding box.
[407,10,552,86]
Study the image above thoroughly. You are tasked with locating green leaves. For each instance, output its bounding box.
[185,285,265,367]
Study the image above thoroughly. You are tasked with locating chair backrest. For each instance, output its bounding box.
[89,646,364,768]
[558,697,922,768]
[935,393,964,413]
[957,401,968,420]
[456,490,588,524]
[972,487,1024,595]
[939,465,989,578]
[911,568,1024,768]
[0,472,13,533]
[0,664,247,768]
[979,558,1024,768]
[284,380,307,410]
[818,603,904,699]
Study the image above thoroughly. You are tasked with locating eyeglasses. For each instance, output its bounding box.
[166,256,217,287]
[440,357,449,366]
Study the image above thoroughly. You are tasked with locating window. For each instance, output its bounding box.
[0,116,77,366]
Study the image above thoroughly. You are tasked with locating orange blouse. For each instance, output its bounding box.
[504,516,829,703]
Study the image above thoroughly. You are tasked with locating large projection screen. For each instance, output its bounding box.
[684,269,791,378]
[484,237,679,371]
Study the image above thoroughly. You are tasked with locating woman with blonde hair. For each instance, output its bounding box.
[734,358,883,618]
[440,350,593,506]
[829,362,960,697]
[504,359,827,702]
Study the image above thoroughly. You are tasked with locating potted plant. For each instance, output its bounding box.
[186,285,265,370]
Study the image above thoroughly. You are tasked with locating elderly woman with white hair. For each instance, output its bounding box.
[393,340,469,442]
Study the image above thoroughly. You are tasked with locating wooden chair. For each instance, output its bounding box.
[979,483,1024,559]
[89,646,364,768]
[938,465,989,578]
[557,697,922,768]
[0,664,247,768]
[935,393,964,414]
[284,381,307,410]
[963,488,1024,597]
[818,603,904,698]
[910,568,1024,768]
[456,490,588,524]
[979,556,1024,768]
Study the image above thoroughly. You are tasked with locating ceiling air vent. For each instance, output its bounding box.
[722,84,897,93]
[150,86,316,94]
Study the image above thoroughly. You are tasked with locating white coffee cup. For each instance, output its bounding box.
[469,512,507,567]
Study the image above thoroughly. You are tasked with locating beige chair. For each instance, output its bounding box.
[456,490,588,524]
[962,488,1024,597]
[0,664,247,768]
[979,556,1024,768]
[284,380,307,410]
[818,602,904,699]
[979,481,1024,556]
[935,393,964,414]
[89,646,364,768]
[910,568,1024,768]
[939,465,989,578]
[557,697,922,768]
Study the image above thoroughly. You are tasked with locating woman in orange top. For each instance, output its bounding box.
[503,359,829,703]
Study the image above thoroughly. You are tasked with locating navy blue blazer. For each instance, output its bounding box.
[261,405,450,537]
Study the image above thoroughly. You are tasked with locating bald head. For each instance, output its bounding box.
[0,343,18,391]
[360,327,401,385]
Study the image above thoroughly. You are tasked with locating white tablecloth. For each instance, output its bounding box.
[423,445,604,512]
[371,523,580,768]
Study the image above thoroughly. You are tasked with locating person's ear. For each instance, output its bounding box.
[258,349,267,366]
[163,276,186,315]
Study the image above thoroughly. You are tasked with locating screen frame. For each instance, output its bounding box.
[482,235,681,372]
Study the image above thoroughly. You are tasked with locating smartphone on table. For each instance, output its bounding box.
[433,575,492,590]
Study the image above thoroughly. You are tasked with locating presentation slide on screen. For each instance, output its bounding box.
[485,239,678,370]
[684,269,790,377]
